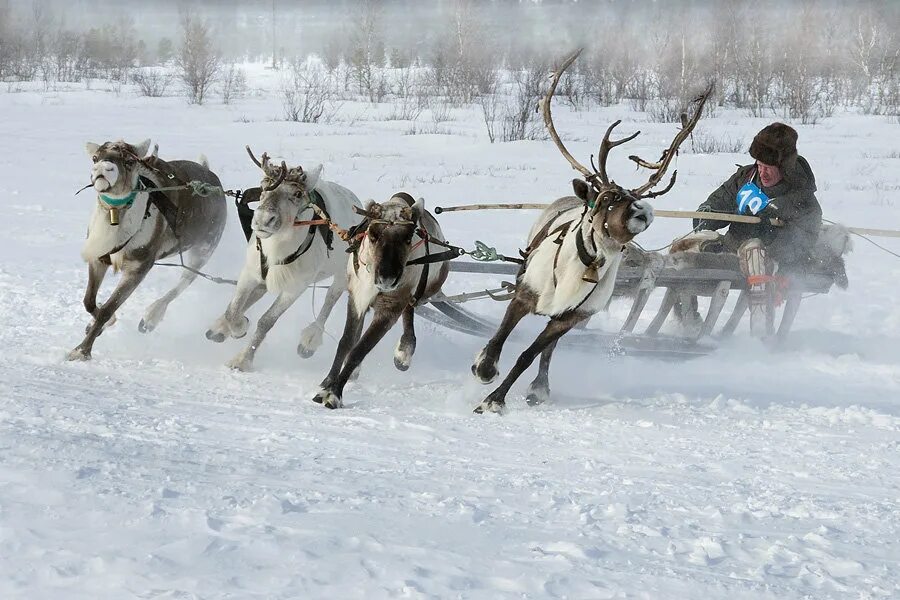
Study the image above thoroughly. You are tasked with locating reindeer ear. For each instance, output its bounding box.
[410,197,425,223]
[572,178,598,207]
[133,139,152,157]
[304,164,324,190]
[86,142,101,157]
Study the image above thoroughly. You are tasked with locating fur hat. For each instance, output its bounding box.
[749,122,798,171]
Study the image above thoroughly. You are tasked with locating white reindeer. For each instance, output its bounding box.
[206,148,362,371]
[470,51,712,413]
[69,139,227,361]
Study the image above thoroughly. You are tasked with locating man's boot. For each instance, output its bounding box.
[738,239,774,338]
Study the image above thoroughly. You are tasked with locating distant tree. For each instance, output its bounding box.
[177,15,221,105]
[157,37,174,64]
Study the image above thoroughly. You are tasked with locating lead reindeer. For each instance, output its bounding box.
[205,148,362,371]
[312,193,450,409]
[69,139,227,361]
[471,50,712,413]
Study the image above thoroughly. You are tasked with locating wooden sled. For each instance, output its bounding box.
[418,246,840,360]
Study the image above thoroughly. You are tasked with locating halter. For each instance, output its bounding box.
[256,189,332,280]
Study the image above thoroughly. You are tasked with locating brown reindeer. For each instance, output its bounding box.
[471,50,712,413]
[69,139,226,361]
[312,193,450,409]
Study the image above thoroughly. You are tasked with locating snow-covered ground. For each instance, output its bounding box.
[1,67,898,599]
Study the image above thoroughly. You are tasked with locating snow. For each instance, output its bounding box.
[1,67,898,599]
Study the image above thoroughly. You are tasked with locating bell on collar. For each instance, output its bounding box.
[109,207,120,225]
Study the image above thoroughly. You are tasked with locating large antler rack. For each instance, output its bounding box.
[628,82,715,198]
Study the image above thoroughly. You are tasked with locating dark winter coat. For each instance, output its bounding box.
[694,155,822,269]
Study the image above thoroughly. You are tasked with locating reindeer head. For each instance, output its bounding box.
[357,193,424,292]
[85,139,152,199]
[246,146,323,239]
[542,49,712,245]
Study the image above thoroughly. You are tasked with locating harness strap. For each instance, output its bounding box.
[256,190,333,280]
[139,176,179,235]
[412,236,431,306]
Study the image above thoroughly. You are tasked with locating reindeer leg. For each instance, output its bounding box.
[474,313,584,414]
[297,276,346,359]
[226,288,303,372]
[472,295,531,384]
[206,275,266,343]
[525,338,558,406]
[393,304,416,371]
[314,301,404,409]
[82,260,117,333]
[315,298,365,400]
[68,264,152,361]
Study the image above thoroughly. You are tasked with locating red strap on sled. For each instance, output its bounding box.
[746,274,790,306]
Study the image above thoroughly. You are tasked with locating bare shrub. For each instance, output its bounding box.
[387,64,428,121]
[686,129,744,154]
[429,95,452,124]
[282,60,336,123]
[220,63,247,104]
[647,97,683,123]
[177,14,220,105]
[496,63,547,142]
[132,67,173,97]
[625,70,655,113]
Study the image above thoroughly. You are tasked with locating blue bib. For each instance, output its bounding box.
[736,181,769,215]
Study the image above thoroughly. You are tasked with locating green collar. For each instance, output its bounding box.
[100,181,145,207]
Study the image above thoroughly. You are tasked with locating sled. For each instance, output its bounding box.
[418,246,841,360]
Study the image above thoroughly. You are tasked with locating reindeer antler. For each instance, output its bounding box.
[541,49,595,182]
[263,161,287,191]
[246,145,263,168]
[595,120,641,186]
[629,82,715,198]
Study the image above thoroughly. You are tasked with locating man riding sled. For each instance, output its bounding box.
[671,122,823,338]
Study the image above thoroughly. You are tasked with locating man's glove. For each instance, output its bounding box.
[693,205,718,231]
[753,204,779,241]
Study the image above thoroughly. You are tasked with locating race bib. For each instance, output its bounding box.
[736,181,769,215]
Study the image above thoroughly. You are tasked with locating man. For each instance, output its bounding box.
[673,122,822,337]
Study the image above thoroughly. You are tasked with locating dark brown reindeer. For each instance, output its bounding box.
[312,193,450,409]
[471,50,712,413]
[68,139,226,361]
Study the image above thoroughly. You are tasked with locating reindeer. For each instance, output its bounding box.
[205,148,362,371]
[471,50,712,413]
[312,193,450,409]
[68,139,227,361]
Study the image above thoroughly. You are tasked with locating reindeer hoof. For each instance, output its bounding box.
[225,355,252,372]
[471,348,498,384]
[471,361,498,385]
[313,390,342,409]
[205,329,226,343]
[297,345,315,359]
[66,348,91,362]
[473,398,505,414]
[393,340,414,371]
[525,388,549,407]
[138,318,154,334]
